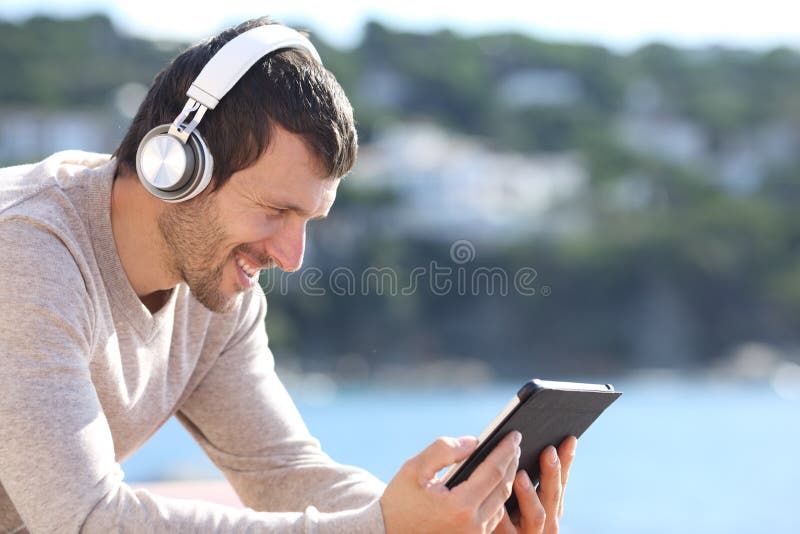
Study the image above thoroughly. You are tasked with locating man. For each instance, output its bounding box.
[0,17,575,532]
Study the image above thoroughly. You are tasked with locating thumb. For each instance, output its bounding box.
[412,436,478,484]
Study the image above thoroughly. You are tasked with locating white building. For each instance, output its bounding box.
[351,122,589,241]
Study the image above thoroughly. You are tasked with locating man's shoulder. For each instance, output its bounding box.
[0,150,113,254]
[0,151,115,304]
[0,213,89,295]
[0,150,112,218]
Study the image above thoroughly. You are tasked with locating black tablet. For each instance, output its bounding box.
[442,379,621,512]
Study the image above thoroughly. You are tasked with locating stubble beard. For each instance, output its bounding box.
[157,194,239,314]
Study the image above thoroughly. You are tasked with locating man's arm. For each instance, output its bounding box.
[0,219,380,533]
[174,289,577,534]
[176,290,386,528]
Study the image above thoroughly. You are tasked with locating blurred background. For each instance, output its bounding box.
[1,2,798,532]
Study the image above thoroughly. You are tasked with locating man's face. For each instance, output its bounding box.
[157,125,339,313]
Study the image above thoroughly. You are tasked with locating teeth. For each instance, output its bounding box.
[236,257,259,278]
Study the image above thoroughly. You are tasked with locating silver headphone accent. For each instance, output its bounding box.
[139,134,188,190]
[135,24,322,202]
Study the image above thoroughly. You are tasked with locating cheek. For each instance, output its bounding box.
[230,214,283,244]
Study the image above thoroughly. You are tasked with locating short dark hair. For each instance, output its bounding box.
[114,17,357,187]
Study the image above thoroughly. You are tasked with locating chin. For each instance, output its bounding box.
[188,284,243,314]
[186,260,251,314]
[217,293,243,314]
[217,285,246,313]
[207,294,242,314]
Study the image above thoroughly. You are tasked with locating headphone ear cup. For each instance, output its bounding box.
[135,124,212,202]
[136,124,195,197]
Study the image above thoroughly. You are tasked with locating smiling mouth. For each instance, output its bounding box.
[236,254,260,278]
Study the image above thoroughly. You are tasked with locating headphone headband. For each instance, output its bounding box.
[187,25,322,109]
[136,23,322,203]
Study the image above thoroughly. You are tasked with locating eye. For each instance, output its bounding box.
[265,205,287,216]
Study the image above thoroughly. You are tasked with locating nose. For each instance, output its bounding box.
[269,217,306,272]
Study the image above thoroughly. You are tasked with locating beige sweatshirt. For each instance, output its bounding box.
[0,152,386,533]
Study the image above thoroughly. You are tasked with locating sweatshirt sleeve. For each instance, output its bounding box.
[175,290,387,533]
[0,218,384,533]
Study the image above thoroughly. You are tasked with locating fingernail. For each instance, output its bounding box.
[519,470,533,490]
[458,436,477,448]
[512,431,522,446]
[569,437,578,456]
[548,446,559,464]
[515,446,521,459]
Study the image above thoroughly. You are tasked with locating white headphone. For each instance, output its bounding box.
[135,24,322,202]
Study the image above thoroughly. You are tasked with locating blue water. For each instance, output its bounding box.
[123,377,800,533]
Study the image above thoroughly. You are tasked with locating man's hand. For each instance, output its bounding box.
[381,431,522,533]
[494,436,578,534]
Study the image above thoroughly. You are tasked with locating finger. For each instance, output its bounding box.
[477,444,519,522]
[514,470,546,533]
[410,436,478,487]
[556,436,577,519]
[536,446,561,533]
[455,431,521,506]
[486,502,508,533]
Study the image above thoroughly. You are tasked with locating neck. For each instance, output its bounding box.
[111,166,179,299]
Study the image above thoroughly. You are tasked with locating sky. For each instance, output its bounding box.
[1,0,798,51]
